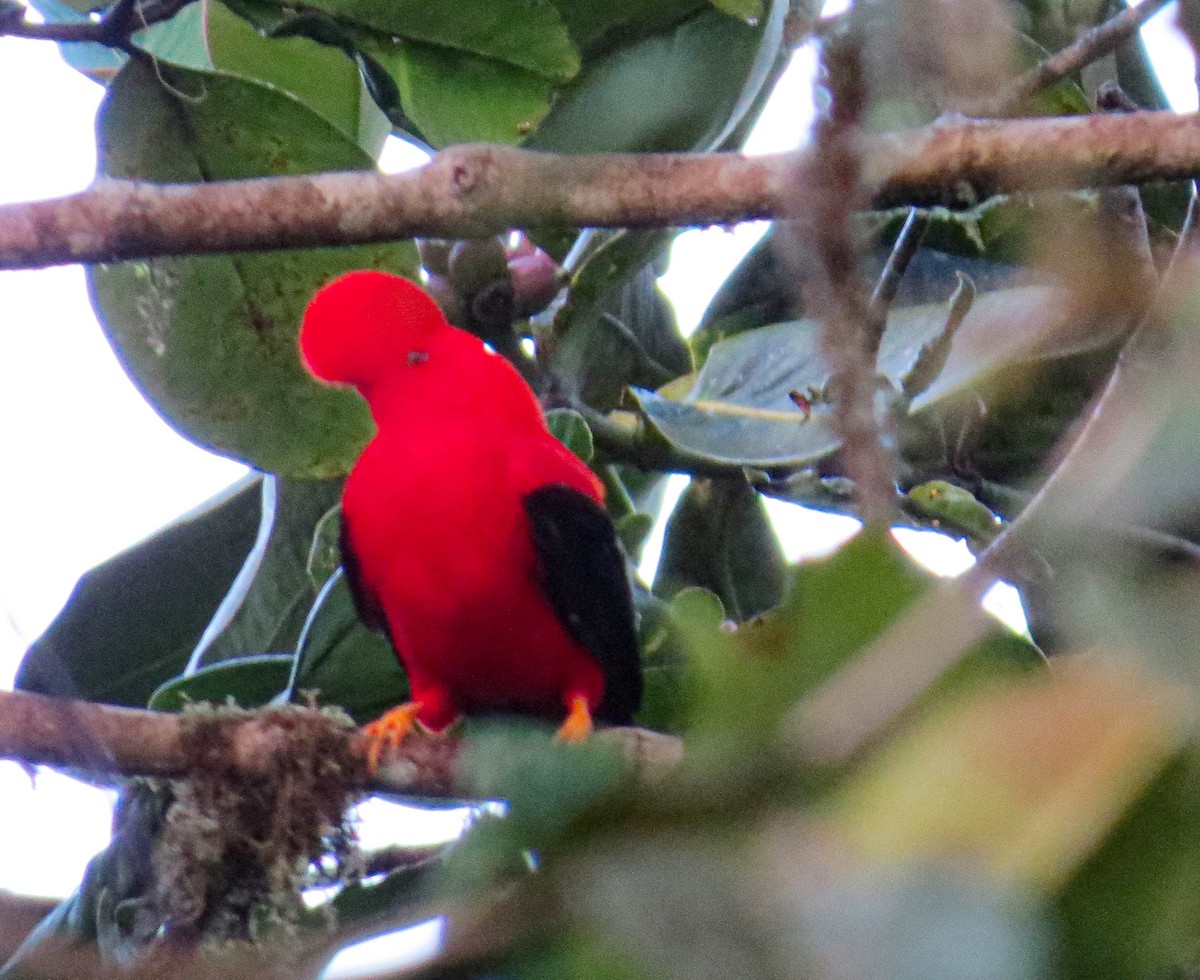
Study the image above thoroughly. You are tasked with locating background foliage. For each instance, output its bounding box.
[9,0,1200,976]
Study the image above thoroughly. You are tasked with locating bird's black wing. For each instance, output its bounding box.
[340,514,390,636]
[523,484,643,725]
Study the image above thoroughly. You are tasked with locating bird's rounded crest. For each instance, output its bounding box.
[300,270,448,389]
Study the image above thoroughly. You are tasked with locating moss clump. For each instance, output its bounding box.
[152,702,367,944]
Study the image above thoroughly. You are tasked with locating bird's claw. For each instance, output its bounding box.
[555,695,594,742]
[362,701,425,773]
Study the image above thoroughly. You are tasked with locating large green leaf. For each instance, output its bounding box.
[637,285,1127,471]
[89,59,415,477]
[361,39,553,148]
[190,476,343,668]
[549,0,705,58]
[632,583,693,735]
[226,0,579,81]
[206,0,390,157]
[287,571,408,725]
[1056,748,1200,979]
[631,293,950,469]
[655,477,786,622]
[545,408,595,462]
[148,654,295,711]
[551,257,691,412]
[674,528,1040,748]
[527,3,783,154]
[827,662,1187,894]
[674,531,931,743]
[15,477,261,709]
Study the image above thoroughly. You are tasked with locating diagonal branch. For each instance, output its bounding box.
[981,0,1174,117]
[4,111,1200,270]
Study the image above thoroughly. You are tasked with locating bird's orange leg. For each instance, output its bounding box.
[556,695,594,742]
[362,701,424,772]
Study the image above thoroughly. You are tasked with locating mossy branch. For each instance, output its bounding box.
[0,689,682,795]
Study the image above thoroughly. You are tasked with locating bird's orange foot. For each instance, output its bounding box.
[556,695,594,742]
[362,701,424,772]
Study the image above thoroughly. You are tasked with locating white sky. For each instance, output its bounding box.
[0,0,1193,933]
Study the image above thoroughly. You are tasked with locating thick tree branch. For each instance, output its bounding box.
[3,112,1200,270]
[0,689,681,794]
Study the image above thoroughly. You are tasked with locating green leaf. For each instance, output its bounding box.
[641,284,1130,473]
[528,4,783,154]
[332,854,443,922]
[902,285,1131,485]
[1056,748,1200,979]
[206,0,390,157]
[148,654,294,711]
[905,481,1002,545]
[826,662,1189,894]
[632,293,948,469]
[361,39,552,148]
[191,476,343,667]
[545,408,595,462]
[549,0,705,58]
[307,504,342,588]
[288,570,408,725]
[614,512,655,555]
[632,583,694,734]
[675,530,931,743]
[230,0,579,81]
[89,59,417,477]
[655,477,786,622]
[463,722,630,843]
[550,238,692,412]
[1009,0,1109,54]
[15,478,260,709]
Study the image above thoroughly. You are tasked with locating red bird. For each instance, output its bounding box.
[299,270,642,764]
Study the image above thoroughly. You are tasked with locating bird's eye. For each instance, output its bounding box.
[406,350,430,366]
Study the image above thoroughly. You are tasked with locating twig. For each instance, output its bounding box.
[0,689,682,794]
[980,0,1173,117]
[570,401,752,477]
[2,0,194,45]
[865,206,928,356]
[6,112,1200,270]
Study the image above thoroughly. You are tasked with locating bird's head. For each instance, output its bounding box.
[299,270,451,392]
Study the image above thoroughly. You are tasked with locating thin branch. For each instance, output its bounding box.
[5,112,1200,270]
[793,38,897,529]
[0,689,682,794]
[865,206,928,355]
[981,0,1173,117]
[2,0,194,45]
